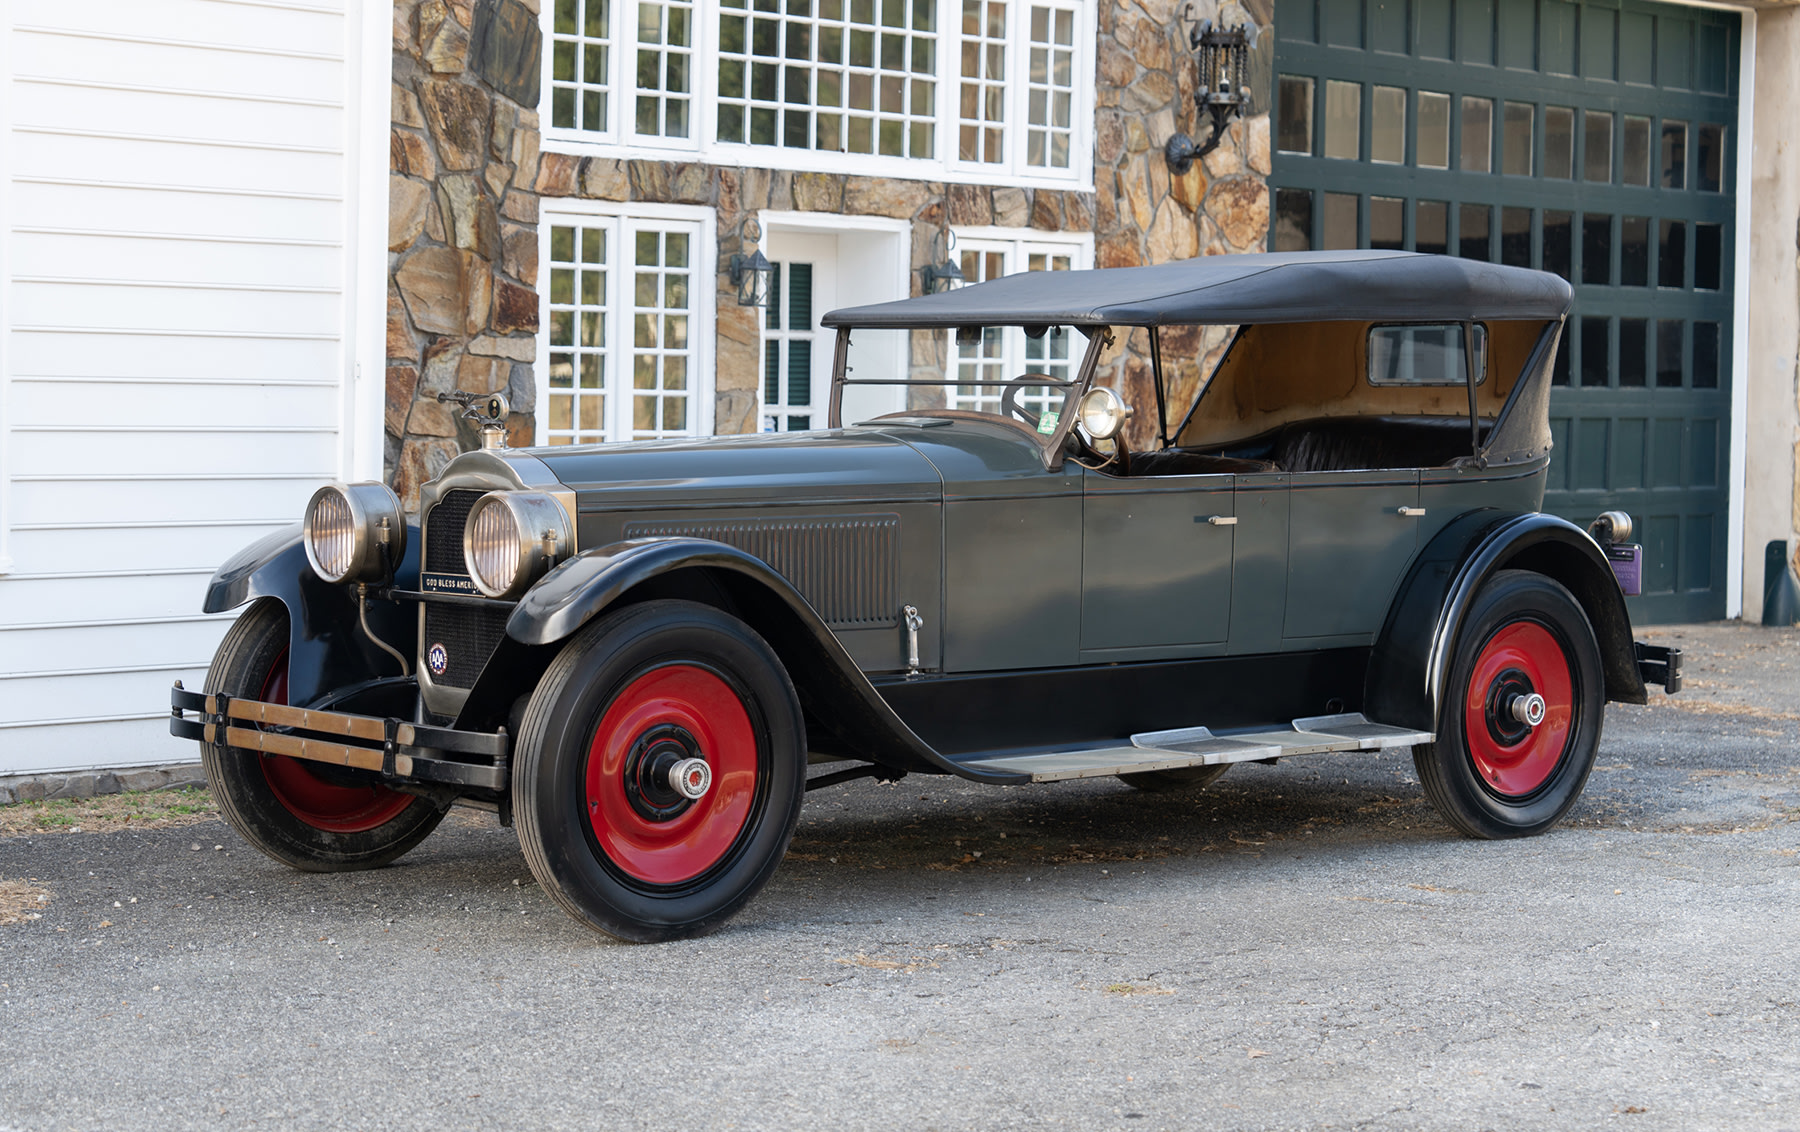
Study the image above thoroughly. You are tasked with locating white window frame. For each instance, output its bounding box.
[538,0,1096,190]
[535,200,717,445]
[945,227,1093,414]
[949,0,1088,181]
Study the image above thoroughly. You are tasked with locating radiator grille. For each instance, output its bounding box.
[623,515,900,628]
[421,489,504,689]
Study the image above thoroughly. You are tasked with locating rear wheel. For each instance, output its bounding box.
[1413,570,1605,839]
[512,600,807,942]
[201,599,444,870]
[1118,764,1231,793]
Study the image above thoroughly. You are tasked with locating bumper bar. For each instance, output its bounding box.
[1634,642,1683,693]
[169,683,510,791]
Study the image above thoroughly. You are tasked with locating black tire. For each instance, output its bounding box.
[1118,763,1231,793]
[512,600,807,943]
[201,599,445,871]
[1413,569,1605,839]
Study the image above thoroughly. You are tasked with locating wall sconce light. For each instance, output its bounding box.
[919,228,965,295]
[729,217,773,307]
[1164,14,1256,175]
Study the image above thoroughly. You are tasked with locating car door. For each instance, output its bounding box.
[1080,469,1236,657]
[1282,469,1423,641]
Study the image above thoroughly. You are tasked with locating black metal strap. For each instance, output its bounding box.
[1634,642,1684,693]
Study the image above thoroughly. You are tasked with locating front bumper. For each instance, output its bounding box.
[1634,642,1683,693]
[169,683,511,792]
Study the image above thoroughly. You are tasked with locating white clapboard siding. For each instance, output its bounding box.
[1,0,382,775]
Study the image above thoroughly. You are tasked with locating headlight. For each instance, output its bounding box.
[463,491,573,599]
[1078,386,1133,440]
[303,482,406,584]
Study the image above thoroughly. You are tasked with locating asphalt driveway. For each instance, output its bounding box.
[1,623,1797,1132]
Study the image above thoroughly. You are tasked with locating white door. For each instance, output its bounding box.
[0,0,384,774]
[759,232,841,432]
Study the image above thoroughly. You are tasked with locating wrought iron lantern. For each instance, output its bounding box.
[918,228,965,295]
[729,217,773,307]
[1164,17,1256,175]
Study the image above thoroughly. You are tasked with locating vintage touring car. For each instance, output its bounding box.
[172,250,1681,941]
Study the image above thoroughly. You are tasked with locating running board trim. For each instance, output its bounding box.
[957,713,1434,783]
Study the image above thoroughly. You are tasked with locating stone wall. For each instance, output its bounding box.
[387,0,544,509]
[385,0,1274,475]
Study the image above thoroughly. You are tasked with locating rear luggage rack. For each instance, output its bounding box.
[169,683,509,791]
[956,713,1434,783]
[1634,642,1683,693]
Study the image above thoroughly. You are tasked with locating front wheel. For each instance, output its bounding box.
[1413,570,1605,839]
[512,600,807,942]
[201,599,445,871]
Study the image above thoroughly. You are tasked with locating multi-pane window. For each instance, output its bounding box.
[717,0,938,157]
[947,237,1083,415]
[762,262,820,431]
[540,209,711,445]
[542,0,1095,183]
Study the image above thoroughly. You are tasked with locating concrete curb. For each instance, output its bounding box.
[0,764,206,806]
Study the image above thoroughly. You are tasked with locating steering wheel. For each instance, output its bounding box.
[999,375,1052,429]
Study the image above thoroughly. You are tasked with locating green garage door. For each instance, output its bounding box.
[1271,0,1738,623]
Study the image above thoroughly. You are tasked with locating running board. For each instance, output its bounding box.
[957,713,1434,783]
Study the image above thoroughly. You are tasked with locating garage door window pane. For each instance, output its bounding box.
[1697,124,1724,192]
[1580,317,1610,386]
[1417,91,1450,169]
[1656,320,1684,387]
[1693,322,1720,388]
[1371,196,1404,249]
[1661,121,1687,189]
[1323,191,1358,249]
[1274,188,1313,251]
[1278,76,1314,155]
[1543,210,1572,279]
[1502,101,1532,175]
[1416,200,1448,255]
[1618,318,1647,386]
[1460,97,1492,172]
[1695,222,1722,290]
[1621,216,1649,287]
[1659,219,1686,288]
[1584,110,1612,182]
[1325,80,1361,159]
[1544,106,1574,179]
[1501,207,1531,267]
[1371,86,1405,164]
[1459,203,1490,260]
[1622,116,1651,186]
[1582,213,1611,284]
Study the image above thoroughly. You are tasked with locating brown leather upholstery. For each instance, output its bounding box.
[1132,416,1482,477]
[1126,449,1280,477]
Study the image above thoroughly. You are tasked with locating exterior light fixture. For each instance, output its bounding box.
[919,228,965,295]
[1164,16,1256,175]
[729,217,773,308]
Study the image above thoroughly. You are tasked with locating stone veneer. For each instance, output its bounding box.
[386,0,1273,483]
[388,0,545,509]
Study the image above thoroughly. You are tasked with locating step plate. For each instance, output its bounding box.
[958,714,1434,783]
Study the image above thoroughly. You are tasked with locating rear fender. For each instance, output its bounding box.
[471,538,1001,779]
[1367,511,1644,733]
[201,522,421,707]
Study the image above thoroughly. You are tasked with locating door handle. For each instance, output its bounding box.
[1203,515,1238,526]
[1396,507,1427,517]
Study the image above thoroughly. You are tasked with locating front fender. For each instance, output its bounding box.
[1367,510,1644,733]
[201,522,421,707]
[501,539,1017,782]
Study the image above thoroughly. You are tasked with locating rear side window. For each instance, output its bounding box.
[1368,323,1487,386]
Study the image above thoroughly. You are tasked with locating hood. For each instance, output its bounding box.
[518,426,947,510]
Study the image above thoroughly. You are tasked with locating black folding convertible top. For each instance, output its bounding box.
[821,250,1574,329]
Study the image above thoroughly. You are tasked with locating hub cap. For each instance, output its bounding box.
[584,665,757,886]
[256,648,415,833]
[1463,621,1575,798]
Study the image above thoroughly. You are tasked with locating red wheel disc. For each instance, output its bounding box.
[255,648,415,834]
[1463,621,1575,798]
[584,665,758,886]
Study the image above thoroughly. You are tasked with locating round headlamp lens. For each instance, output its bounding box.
[304,487,359,583]
[466,496,522,597]
[1078,387,1131,440]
